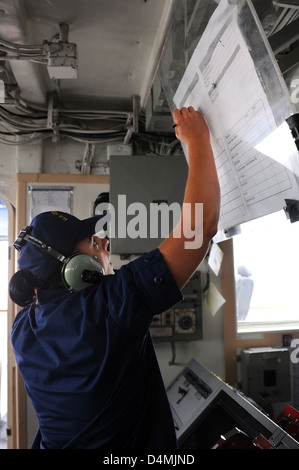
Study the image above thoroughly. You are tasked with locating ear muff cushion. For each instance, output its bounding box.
[62,253,104,292]
[9,269,36,306]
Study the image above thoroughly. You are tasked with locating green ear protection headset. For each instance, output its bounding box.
[13,226,104,292]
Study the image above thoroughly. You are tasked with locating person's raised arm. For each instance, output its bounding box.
[158,106,220,289]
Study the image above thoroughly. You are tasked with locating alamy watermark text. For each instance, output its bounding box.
[95,195,204,249]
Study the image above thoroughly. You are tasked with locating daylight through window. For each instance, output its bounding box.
[233,210,299,333]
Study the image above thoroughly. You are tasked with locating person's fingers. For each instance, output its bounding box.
[173,107,204,140]
[173,106,198,119]
[181,107,190,115]
[172,108,181,122]
[187,106,196,114]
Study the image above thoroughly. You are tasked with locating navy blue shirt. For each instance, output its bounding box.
[11,248,182,449]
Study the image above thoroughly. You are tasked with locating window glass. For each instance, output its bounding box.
[233,209,299,333]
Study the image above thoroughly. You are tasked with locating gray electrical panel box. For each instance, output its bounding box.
[150,271,202,342]
[237,347,291,404]
[109,154,188,255]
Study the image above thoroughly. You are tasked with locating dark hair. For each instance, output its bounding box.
[42,269,65,290]
[9,267,64,307]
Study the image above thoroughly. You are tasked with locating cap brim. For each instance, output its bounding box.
[77,215,104,242]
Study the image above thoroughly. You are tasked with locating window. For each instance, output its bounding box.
[233,209,299,333]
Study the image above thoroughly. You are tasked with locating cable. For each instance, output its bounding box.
[0,56,46,63]
[202,271,210,293]
[0,46,45,57]
[60,131,126,144]
[0,133,51,145]
[169,342,176,366]
[58,127,126,135]
[0,92,173,149]
[0,36,44,51]
[17,98,48,114]
[0,105,47,122]
[0,128,50,135]
[63,135,125,145]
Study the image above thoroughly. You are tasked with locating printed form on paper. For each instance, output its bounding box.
[173,0,299,232]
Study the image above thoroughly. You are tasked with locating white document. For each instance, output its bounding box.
[208,242,223,276]
[29,187,72,220]
[207,282,226,316]
[174,0,299,231]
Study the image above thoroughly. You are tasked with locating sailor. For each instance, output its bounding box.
[9,106,220,449]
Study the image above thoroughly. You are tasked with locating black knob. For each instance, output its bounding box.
[178,316,193,330]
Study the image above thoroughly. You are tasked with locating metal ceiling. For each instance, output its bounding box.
[0,0,173,110]
[0,0,298,137]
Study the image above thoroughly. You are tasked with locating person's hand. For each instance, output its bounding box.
[173,106,210,148]
[93,236,114,275]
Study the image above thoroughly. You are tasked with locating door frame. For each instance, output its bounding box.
[10,172,109,448]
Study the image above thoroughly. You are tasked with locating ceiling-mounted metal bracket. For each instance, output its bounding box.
[80,142,96,175]
[47,91,60,142]
[124,95,140,144]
